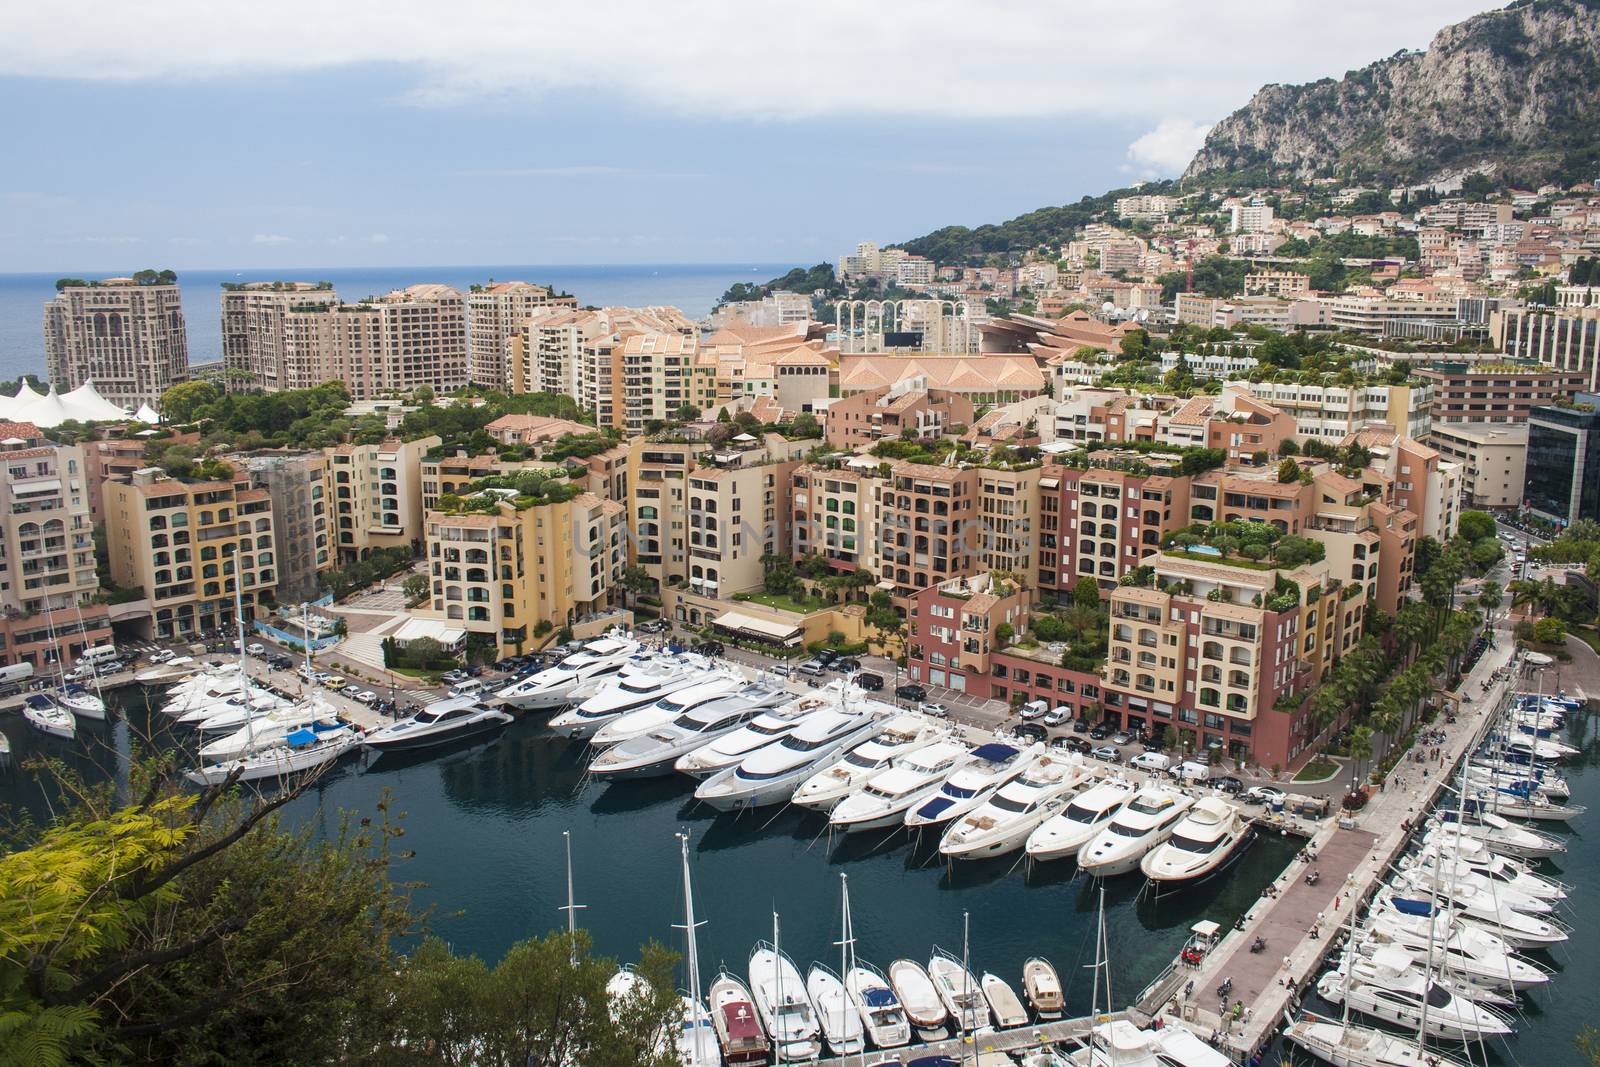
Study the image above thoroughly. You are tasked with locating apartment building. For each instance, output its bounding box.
[236,451,333,602]
[220,282,338,392]
[325,436,438,562]
[823,381,974,449]
[896,256,936,289]
[1349,428,1460,541]
[772,346,834,415]
[1428,422,1528,510]
[1492,306,1600,391]
[1526,398,1600,525]
[1318,294,1459,335]
[876,463,979,599]
[1038,462,1192,597]
[82,437,149,526]
[1115,194,1177,222]
[103,466,277,641]
[270,285,470,399]
[1102,550,1365,768]
[1244,271,1310,297]
[791,464,880,573]
[621,332,718,434]
[466,281,577,388]
[681,435,804,599]
[1223,381,1433,441]
[421,489,626,657]
[705,292,814,330]
[0,425,111,667]
[44,278,189,410]
[905,573,1030,694]
[506,308,604,400]
[1413,363,1589,424]
[1158,351,1260,380]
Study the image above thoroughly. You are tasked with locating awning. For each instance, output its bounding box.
[392,617,468,647]
[714,610,801,643]
[14,478,62,495]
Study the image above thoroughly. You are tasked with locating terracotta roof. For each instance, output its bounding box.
[0,421,43,441]
[839,355,1042,394]
[1169,396,1213,427]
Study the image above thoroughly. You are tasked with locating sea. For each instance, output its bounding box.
[1,690,1593,1064]
[0,263,797,383]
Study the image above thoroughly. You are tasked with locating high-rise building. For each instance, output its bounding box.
[263,285,469,399]
[325,436,438,562]
[0,423,111,667]
[44,277,189,410]
[466,281,577,388]
[1526,397,1600,525]
[236,451,333,602]
[103,465,278,640]
[620,332,717,434]
[220,282,338,392]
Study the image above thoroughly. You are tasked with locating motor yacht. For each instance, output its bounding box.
[173,684,288,729]
[548,659,707,741]
[1025,778,1136,862]
[791,714,949,812]
[708,971,769,1066]
[1354,926,1547,994]
[1283,1011,1471,1067]
[1077,785,1194,877]
[362,697,513,753]
[981,972,1027,1028]
[589,672,744,747]
[939,756,1091,860]
[927,949,988,1033]
[1495,733,1578,762]
[843,962,910,1049]
[1023,957,1063,1019]
[696,709,882,812]
[494,634,640,712]
[136,655,198,685]
[23,694,75,739]
[1411,835,1568,902]
[588,684,787,779]
[56,683,106,720]
[1387,875,1567,948]
[1400,851,1565,908]
[829,739,972,833]
[160,667,246,716]
[748,942,821,1063]
[1316,946,1512,1042]
[1140,796,1252,884]
[903,742,1039,830]
[1430,809,1566,859]
[197,693,343,763]
[887,958,947,1040]
[184,723,360,785]
[1068,1018,1233,1067]
[674,691,837,778]
[805,964,864,1056]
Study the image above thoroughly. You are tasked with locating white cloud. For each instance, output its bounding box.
[0,1,1499,123]
[1126,118,1213,177]
[251,233,292,244]
[451,165,628,179]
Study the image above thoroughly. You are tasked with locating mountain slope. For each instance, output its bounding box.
[1184,0,1600,183]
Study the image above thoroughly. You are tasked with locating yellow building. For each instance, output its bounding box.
[325,436,438,562]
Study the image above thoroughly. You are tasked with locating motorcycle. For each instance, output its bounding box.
[1249,936,1267,954]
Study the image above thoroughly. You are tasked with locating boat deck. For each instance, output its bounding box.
[812,1010,1127,1065]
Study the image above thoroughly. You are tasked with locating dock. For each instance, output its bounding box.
[814,1011,1127,1066]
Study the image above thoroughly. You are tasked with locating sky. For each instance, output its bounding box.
[0,0,1500,272]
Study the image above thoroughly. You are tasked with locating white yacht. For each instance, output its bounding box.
[696,709,882,812]
[791,714,948,812]
[1497,733,1578,762]
[174,684,288,729]
[548,659,706,740]
[1388,874,1567,948]
[136,655,198,685]
[888,958,948,1040]
[361,697,513,753]
[829,739,972,833]
[927,949,988,1033]
[494,634,640,712]
[1069,1018,1233,1067]
[1409,837,1567,902]
[197,693,343,763]
[903,742,1039,830]
[1364,904,1548,992]
[1284,1011,1472,1067]
[1140,796,1252,884]
[1316,946,1512,1042]
[1077,785,1194,877]
[805,964,864,1056]
[1353,929,1546,995]
[588,684,787,779]
[748,942,821,1063]
[674,996,717,1067]
[56,683,106,720]
[1026,778,1136,862]
[589,672,743,747]
[844,962,910,1049]
[160,667,246,716]
[939,756,1091,860]
[1469,787,1584,823]
[981,972,1028,1028]
[1468,760,1569,800]
[23,694,75,739]
[1430,809,1566,859]
[674,691,838,778]
[185,723,361,785]
[1398,853,1562,911]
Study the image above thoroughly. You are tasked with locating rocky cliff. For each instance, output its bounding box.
[1184,0,1600,183]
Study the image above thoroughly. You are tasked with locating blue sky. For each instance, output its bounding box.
[0,1,1498,272]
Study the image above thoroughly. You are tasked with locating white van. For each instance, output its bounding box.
[78,645,119,667]
[1172,760,1212,782]
[1130,751,1171,773]
[449,679,485,699]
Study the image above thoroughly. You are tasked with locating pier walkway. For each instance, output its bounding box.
[1156,630,1518,1059]
[813,1010,1126,1066]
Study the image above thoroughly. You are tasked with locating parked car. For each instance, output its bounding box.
[464,665,483,677]
[493,658,519,672]
[1130,751,1172,773]
[1042,705,1071,727]
[245,643,266,656]
[441,669,470,685]
[1092,744,1121,763]
[449,679,485,699]
[1072,718,1091,734]
[1141,737,1164,752]
[1110,730,1134,746]
[918,702,949,719]
[1014,723,1048,743]
[148,649,176,664]
[814,649,839,666]
[833,657,860,674]
[1243,785,1287,805]
[1213,776,1245,795]
[769,663,794,678]
[325,676,349,690]
[638,619,669,634]
[895,683,928,703]
[354,690,379,704]
[1056,735,1092,754]
[297,665,318,681]
[797,659,827,677]
[1089,723,1111,740]
[854,671,884,691]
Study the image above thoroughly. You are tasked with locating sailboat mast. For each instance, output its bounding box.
[678,832,708,1062]
[560,830,585,964]
[774,910,783,1049]
[233,541,255,750]
[962,909,975,1065]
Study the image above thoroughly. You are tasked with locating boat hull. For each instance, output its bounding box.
[363,715,510,753]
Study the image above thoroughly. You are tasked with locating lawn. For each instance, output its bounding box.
[735,591,829,615]
[1293,757,1340,782]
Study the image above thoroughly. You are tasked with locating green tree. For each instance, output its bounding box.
[1277,458,1300,483]
[402,572,430,607]
[1118,329,1151,360]
[1456,510,1496,544]
[1073,576,1101,610]
[160,380,222,423]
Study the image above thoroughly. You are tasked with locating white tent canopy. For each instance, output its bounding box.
[0,380,132,428]
[134,402,162,425]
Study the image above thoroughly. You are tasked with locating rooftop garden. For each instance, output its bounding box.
[1162,520,1327,570]
[1012,578,1107,672]
[438,469,585,513]
[55,269,176,290]
[1055,441,1226,477]
[219,280,334,292]
[869,436,1042,471]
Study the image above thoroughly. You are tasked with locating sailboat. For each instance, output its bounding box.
[22,693,76,739]
[673,834,718,1067]
[807,874,865,1056]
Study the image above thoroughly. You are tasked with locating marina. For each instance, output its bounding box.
[0,624,1593,1065]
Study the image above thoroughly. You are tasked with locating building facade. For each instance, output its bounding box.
[1427,422,1528,510]
[238,451,333,602]
[220,282,338,392]
[1525,399,1600,525]
[325,436,438,562]
[44,279,189,410]
[466,281,576,389]
[1414,364,1589,424]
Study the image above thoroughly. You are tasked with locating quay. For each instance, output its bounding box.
[814,1011,1127,1066]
